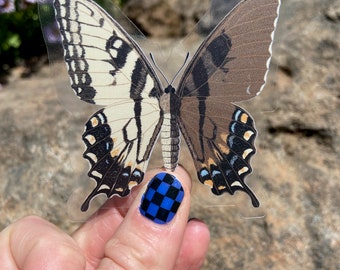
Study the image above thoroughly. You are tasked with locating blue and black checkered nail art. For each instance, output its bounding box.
[139,172,184,224]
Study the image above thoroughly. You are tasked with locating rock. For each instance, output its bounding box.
[123,0,210,37]
[0,0,339,269]
[325,0,340,22]
[123,0,242,37]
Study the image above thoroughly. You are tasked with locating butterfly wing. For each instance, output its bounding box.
[54,0,164,211]
[177,0,280,207]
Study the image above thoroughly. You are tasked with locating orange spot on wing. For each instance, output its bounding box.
[240,113,248,123]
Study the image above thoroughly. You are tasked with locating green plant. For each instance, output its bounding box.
[0,1,46,77]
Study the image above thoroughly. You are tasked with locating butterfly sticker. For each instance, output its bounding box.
[53,0,280,211]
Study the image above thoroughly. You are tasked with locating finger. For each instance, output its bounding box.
[72,169,157,267]
[174,218,210,270]
[97,166,193,270]
[0,216,85,270]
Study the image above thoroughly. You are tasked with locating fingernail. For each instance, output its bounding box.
[139,172,184,224]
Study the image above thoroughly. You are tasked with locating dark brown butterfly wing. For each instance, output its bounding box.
[177,0,280,207]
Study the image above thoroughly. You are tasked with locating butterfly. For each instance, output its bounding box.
[53,0,280,211]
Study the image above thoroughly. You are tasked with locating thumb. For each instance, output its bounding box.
[97,166,208,270]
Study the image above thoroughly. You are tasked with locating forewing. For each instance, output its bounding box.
[54,0,163,105]
[178,0,280,207]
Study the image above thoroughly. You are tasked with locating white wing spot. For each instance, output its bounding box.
[84,134,96,145]
[243,130,254,141]
[238,167,249,175]
[111,49,118,58]
[98,184,110,191]
[231,181,243,187]
[242,148,254,159]
[97,113,105,124]
[246,85,251,95]
[91,170,102,178]
[81,73,87,84]
[85,152,97,163]
[113,39,123,48]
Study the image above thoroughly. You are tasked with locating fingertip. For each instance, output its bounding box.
[187,218,211,249]
[175,218,210,269]
[187,218,210,236]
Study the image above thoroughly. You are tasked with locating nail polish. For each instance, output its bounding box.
[139,172,184,224]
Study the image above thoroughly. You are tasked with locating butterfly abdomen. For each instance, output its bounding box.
[160,89,181,171]
[161,113,180,171]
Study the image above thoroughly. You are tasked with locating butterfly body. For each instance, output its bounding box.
[159,86,181,171]
[53,0,280,211]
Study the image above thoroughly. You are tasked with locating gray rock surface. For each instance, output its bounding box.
[123,0,240,36]
[0,0,339,268]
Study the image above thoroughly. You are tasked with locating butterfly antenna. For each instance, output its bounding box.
[170,52,190,86]
[149,52,170,85]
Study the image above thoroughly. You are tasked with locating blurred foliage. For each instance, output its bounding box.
[0,2,45,77]
[0,0,127,80]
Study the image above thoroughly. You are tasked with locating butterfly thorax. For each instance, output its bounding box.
[159,85,177,112]
[160,86,181,171]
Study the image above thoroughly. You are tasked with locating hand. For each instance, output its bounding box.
[0,167,210,269]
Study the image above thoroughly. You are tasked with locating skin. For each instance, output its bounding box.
[0,167,210,269]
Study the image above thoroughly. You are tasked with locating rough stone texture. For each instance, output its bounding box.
[123,0,209,36]
[0,0,339,269]
[123,0,243,37]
